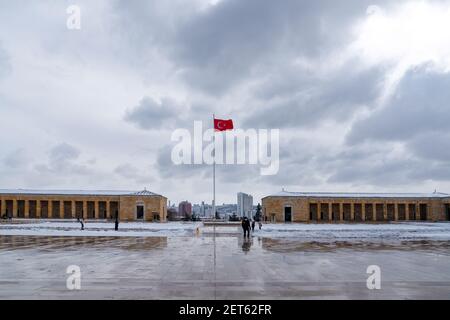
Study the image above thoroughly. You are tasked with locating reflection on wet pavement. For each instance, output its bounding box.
[261,238,450,253]
[0,236,168,252]
[1,234,450,299]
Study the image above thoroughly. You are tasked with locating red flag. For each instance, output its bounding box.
[214,118,234,131]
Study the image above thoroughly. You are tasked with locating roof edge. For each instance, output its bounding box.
[0,189,162,197]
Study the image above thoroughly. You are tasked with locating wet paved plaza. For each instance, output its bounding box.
[1,225,450,299]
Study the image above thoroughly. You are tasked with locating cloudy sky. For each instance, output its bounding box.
[1,0,450,205]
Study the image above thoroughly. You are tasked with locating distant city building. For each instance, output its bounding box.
[216,203,237,219]
[192,204,201,215]
[178,201,192,220]
[167,206,179,221]
[237,192,253,218]
[200,201,206,216]
[200,201,213,217]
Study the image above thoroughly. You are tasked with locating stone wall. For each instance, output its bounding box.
[262,196,450,223]
[0,194,167,222]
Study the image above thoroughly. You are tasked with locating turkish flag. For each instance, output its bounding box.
[214,118,234,131]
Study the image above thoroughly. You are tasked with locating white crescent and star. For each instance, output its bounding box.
[217,121,225,129]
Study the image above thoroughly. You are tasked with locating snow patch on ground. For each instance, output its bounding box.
[0,220,202,237]
[256,222,450,240]
[0,220,450,240]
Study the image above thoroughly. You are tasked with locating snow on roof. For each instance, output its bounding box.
[0,189,160,197]
[265,190,450,199]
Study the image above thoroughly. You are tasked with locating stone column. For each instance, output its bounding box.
[373,203,377,221]
[339,203,343,221]
[394,203,399,221]
[72,201,76,219]
[36,200,41,218]
[416,202,421,221]
[48,201,53,219]
[405,203,410,220]
[350,203,355,221]
[1,198,6,217]
[24,200,30,218]
[383,203,387,221]
[83,201,88,219]
[328,203,332,222]
[106,201,111,220]
[362,203,366,221]
[95,201,99,219]
[317,202,321,221]
[12,199,18,218]
[59,201,64,219]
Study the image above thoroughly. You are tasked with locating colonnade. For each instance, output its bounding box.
[309,201,427,222]
[0,198,119,220]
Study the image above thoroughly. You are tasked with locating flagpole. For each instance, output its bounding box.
[212,114,216,300]
[212,114,216,220]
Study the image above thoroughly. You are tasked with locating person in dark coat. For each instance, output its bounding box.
[114,210,119,231]
[77,218,84,230]
[241,217,251,238]
[251,220,256,232]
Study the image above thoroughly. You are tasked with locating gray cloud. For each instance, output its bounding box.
[112,0,398,96]
[35,143,90,175]
[2,148,30,169]
[347,68,450,144]
[325,68,450,187]
[408,132,450,162]
[327,153,450,186]
[244,64,384,128]
[124,97,180,130]
[172,0,393,94]
[114,163,154,184]
[156,145,210,179]
[114,163,139,179]
[156,143,263,185]
[0,43,11,78]
[2,0,450,204]
[49,143,80,163]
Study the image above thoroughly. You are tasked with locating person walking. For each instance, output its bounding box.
[77,217,84,231]
[258,221,262,230]
[241,217,250,238]
[251,220,256,232]
[114,210,119,231]
[241,217,246,237]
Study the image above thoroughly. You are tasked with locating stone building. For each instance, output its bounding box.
[0,189,167,222]
[262,191,450,223]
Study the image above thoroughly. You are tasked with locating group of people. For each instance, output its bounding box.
[76,217,119,231]
[241,216,262,238]
[1,210,12,220]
